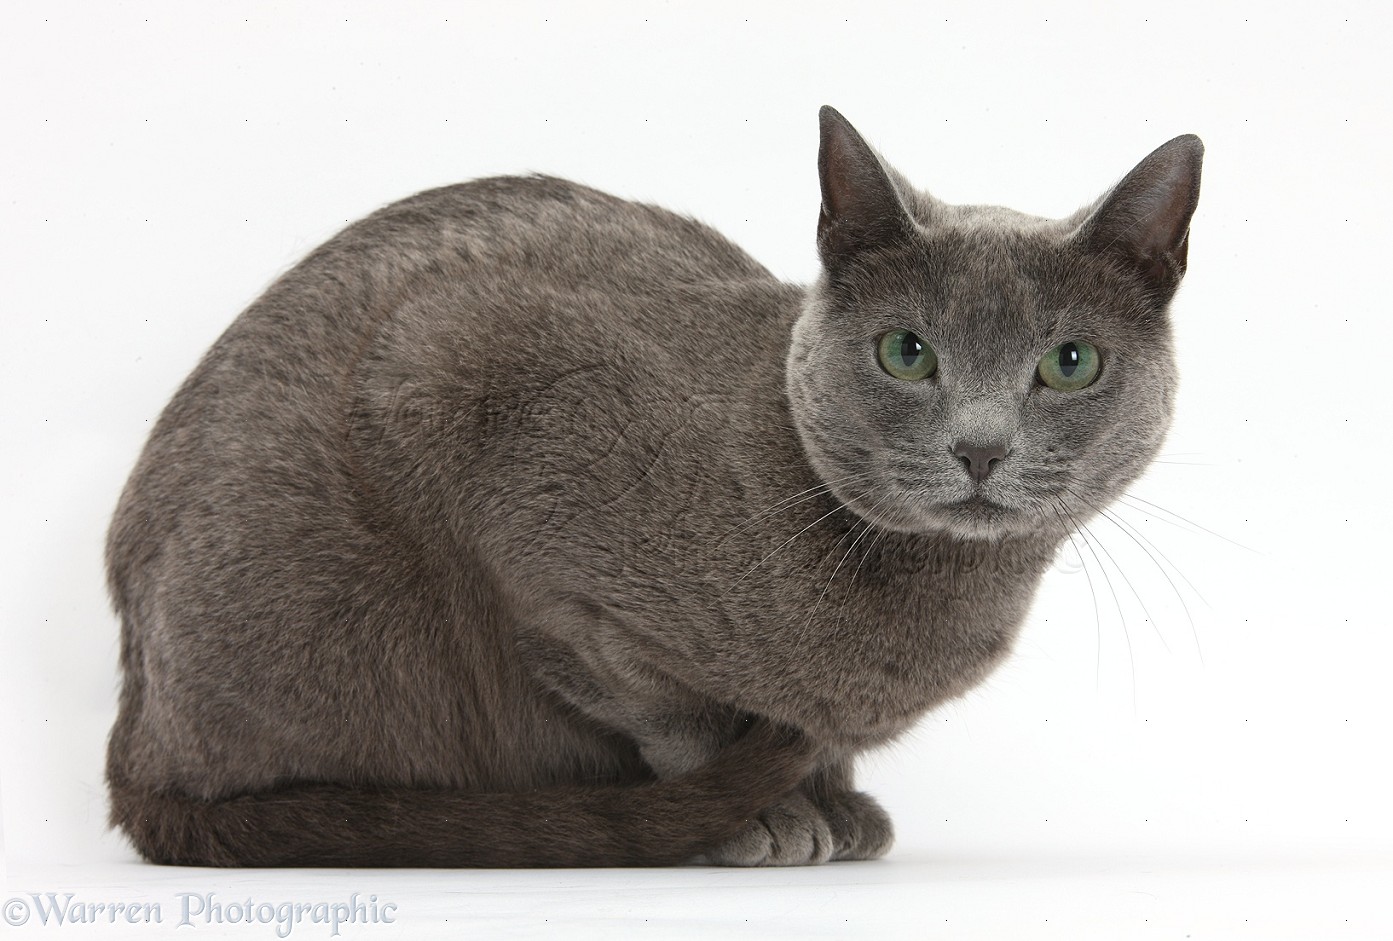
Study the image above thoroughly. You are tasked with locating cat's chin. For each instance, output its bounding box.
[916,506,1039,541]
[930,498,1041,541]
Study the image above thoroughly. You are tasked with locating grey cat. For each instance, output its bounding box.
[105,107,1202,867]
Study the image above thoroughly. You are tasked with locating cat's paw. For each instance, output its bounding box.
[820,789,893,861]
[698,792,835,867]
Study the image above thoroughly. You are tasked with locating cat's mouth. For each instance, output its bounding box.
[854,479,1029,537]
[922,493,1034,539]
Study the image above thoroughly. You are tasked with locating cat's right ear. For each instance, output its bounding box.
[817,106,914,267]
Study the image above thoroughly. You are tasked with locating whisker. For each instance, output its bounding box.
[1058,499,1136,710]
[1082,511,1171,654]
[1097,507,1206,664]
[1118,493,1257,554]
[718,496,863,599]
[1051,501,1102,690]
[1111,510,1208,605]
[1056,488,1171,654]
[831,491,907,636]
[800,506,884,642]
[1110,503,1217,610]
[713,470,878,549]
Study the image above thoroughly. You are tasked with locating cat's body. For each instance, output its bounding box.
[106,109,1202,866]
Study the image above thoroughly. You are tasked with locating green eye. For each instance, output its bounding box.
[877,330,938,381]
[1038,340,1101,391]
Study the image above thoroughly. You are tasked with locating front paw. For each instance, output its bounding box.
[697,792,835,867]
[821,790,893,861]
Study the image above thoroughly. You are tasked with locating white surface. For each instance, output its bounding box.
[4,855,1390,940]
[3,0,1391,937]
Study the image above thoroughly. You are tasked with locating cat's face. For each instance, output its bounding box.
[787,109,1202,541]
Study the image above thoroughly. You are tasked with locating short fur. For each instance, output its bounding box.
[106,107,1202,867]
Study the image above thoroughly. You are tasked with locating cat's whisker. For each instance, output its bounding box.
[1117,493,1257,554]
[713,470,878,549]
[1057,499,1136,710]
[715,482,840,542]
[799,519,872,642]
[800,490,896,640]
[1057,483,1208,665]
[1051,500,1103,691]
[718,496,864,599]
[1084,521,1139,714]
[1095,506,1205,664]
[831,491,910,636]
[1054,489,1171,654]
[1108,501,1218,610]
[1086,516,1170,654]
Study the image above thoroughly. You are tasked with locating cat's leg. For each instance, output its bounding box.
[622,718,896,865]
[627,717,832,866]
[522,632,892,865]
[638,723,892,865]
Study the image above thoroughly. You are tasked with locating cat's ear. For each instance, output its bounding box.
[817,106,915,266]
[1072,134,1204,294]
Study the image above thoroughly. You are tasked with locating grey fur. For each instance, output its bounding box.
[105,107,1202,867]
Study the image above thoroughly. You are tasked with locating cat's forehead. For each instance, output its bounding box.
[843,217,1163,368]
[916,225,1076,330]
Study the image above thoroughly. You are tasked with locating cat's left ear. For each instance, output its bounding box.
[1072,135,1204,296]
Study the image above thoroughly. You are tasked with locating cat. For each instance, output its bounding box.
[104,106,1202,867]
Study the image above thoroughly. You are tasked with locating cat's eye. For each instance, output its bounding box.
[877,330,938,381]
[1037,341,1101,391]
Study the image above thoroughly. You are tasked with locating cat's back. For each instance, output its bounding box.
[406,174,774,286]
[330,174,777,336]
[131,173,776,424]
[107,173,789,628]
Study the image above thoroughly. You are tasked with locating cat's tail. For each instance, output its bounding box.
[107,719,816,867]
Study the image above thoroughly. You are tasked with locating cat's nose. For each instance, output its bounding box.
[952,441,1010,484]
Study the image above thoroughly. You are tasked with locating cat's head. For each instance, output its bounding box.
[786,107,1203,541]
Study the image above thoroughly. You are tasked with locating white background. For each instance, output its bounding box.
[3,1,1391,938]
